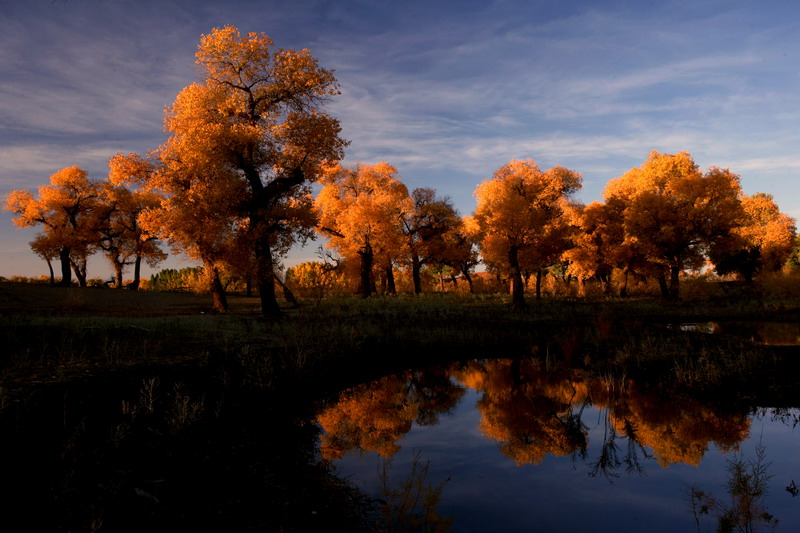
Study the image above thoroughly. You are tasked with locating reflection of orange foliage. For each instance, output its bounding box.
[318,375,417,460]
[452,360,751,468]
[586,379,750,467]
[317,370,465,461]
[454,360,589,465]
[595,382,751,467]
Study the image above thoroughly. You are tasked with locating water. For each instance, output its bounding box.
[318,361,800,532]
[666,321,800,346]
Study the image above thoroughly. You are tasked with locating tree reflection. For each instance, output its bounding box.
[594,380,750,467]
[319,359,754,475]
[317,369,465,460]
[453,359,589,465]
[589,411,652,480]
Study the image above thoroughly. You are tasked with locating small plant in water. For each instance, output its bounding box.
[378,451,453,533]
[688,443,778,532]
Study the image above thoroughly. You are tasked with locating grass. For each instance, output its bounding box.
[3,281,800,391]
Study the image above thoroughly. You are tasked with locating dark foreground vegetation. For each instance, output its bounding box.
[2,281,800,531]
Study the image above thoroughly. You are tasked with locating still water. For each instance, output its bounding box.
[317,360,800,532]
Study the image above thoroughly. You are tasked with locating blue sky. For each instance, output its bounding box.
[2,0,799,278]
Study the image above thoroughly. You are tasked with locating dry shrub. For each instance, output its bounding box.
[680,275,727,301]
[539,274,579,298]
[758,269,800,301]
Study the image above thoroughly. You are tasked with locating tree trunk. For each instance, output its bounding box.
[274,275,298,306]
[461,268,474,294]
[129,255,142,291]
[535,269,543,301]
[508,246,526,309]
[71,257,88,287]
[384,265,396,295]
[411,254,422,294]
[358,244,373,298]
[603,273,612,296]
[620,270,629,298]
[669,263,680,300]
[113,261,124,289]
[45,259,54,286]
[255,238,281,317]
[204,261,229,312]
[245,275,253,297]
[449,273,458,289]
[657,273,669,298]
[58,247,71,286]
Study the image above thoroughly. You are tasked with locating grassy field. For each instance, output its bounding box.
[3,281,800,383]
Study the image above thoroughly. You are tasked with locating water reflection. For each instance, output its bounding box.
[318,369,465,460]
[316,359,795,531]
[667,321,800,346]
[318,359,751,471]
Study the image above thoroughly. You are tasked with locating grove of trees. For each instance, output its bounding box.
[3,26,798,314]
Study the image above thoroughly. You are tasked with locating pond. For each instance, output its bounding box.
[666,321,800,346]
[318,359,800,532]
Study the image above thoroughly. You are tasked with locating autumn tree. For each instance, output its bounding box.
[471,159,582,308]
[4,166,102,286]
[316,162,410,297]
[97,153,167,289]
[29,232,62,285]
[604,151,744,299]
[145,26,346,315]
[400,188,460,294]
[709,193,796,282]
[562,199,652,297]
[284,260,346,299]
[438,216,481,293]
[562,202,615,295]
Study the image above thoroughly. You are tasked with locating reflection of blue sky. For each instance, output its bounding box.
[3,1,800,277]
[330,388,800,532]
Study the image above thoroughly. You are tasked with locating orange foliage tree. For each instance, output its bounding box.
[400,188,461,294]
[143,26,346,315]
[97,153,167,290]
[4,166,103,286]
[437,216,481,293]
[709,192,796,282]
[471,159,581,308]
[604,151,744,299]
[284,260,346,299]
[562,202,617,295]
[316,162,410,297]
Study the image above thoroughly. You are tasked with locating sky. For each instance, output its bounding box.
[2,0,800,279]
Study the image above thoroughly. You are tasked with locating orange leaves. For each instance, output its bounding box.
[472,158,581,306]
[316,162,410,259]
[473,159,581,250]
[196,26,274,89]
[600,151,746,297]
[108,153,156,187]
[317,376,419,460]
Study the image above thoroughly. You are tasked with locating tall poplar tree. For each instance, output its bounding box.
[472,159,581,309]
[146,26,347,315]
